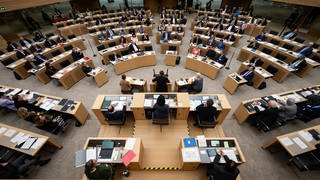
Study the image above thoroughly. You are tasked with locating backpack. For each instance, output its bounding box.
[13,72,22,80]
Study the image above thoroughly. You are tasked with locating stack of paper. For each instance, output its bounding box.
[124,138,136,150]
[144,99,153,107]
[181,147,200,162]
[221,149,238,163]
[197,135,207,147]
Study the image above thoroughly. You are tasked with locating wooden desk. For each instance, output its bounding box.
[185,53,223,80]
[174,78,192,92]
[0,123,62,156]
[223,73,247,94]
[83,137,143,170]
[51,57,94,89]
[237,63,273,89]
[149,82,173,92]
[191,34,232,54]
[58,24,88,37]
[88,67,108,87]
[262,125,320,157]
[160,40,181,54]
[155,32,184,44]
[165,50,178,66]
[112,51,156,75]
[126,77,147,92]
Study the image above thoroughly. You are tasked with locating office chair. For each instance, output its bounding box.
[108,54,116,61]
[109,25,115,29]
[64,45,73,51]
[108,42,116,47]
[67,34,76,39]
[56,24,64,28]
[266,65,278,75]
[99,27,106,31]
[103,106,127,134]
[51,50,62,57]
[283,44,294,50]
[45,33,54,38]
[275,53,287,61]
[270,39,280,45]
[262,48,272,55]
[312,43,319,49]
[66,22,74,26]
[269,30,279,35]
[97,44,106,51]
[89,29,97,33]
[168,46,177,51]
[76,20,83,24]
[2,58,15,66]
[59,60,71,68]
[152,111,170,132]
[195,112,216,134]
[181,19,187,24]
[289,150,320,171]
[195,30,203,34]
[144,46,153,51]
[0,50,3,55]
[216,33,224,38]
[121,50,129,56]
[294,37,305,44]
[311,55,320,63]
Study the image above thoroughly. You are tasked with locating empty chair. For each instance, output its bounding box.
[168,46,177,51]
[99,27,106,31]
[121,50,129,56]
[294,37,305,44]
[51,50,62,57]
[262,48,272,55]
[66,22,74,26]
[64,45,73,51]
[266,65,278,75]
[270,39,280,45]
[269,30,279,35]
[2,58,15,66]
[59,60,71,67]
[144,46,153,51]
[289,150,320,171]
[89,29,96,33]
[275,53,287,61]
[108,42,116,47]
[0,50,3,55]
[127,23,133,26]
[283,43,294,50]
[216,33,224,38]
[67,34,76,39]
[45,33,54,38]
[97,44,105,51]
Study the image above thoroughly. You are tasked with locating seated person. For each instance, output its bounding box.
[206,47,216,59]
[158,22,165,32]
[193,35,203,45]
[191,46,201,56]
[255,32,267,41]
[56,35,66,43]
[107,27,116,38]
[0,92,17,111]
[215,52,227,65]
[277,98,297,122]
[119,36,127,45]
[98,31,108,40]
[216,39,225,51]
[171,16,178,24]
[188,73,203,93]
[249,56,263,67]
[251,100,279,130]
[162,30,170,41]
[7,41,19,52]
[81,62,92,75]
[12,94,31,109]
[119,74,132,94]
[196,20,205,27]
[119,29,126,36]
[131,33,139,43]
[289,56,307,72]
[206,35,217,47]
[207,150,240,180]
[85,159,113,180]
[194,98,217,126]
[121,15,128,22]
[34,31,45,42]
[96,18,103,25]
[71,48,84,60]
[214,23,223,31]
[144,18,152,26]
[19,36,33,48]
[177,25,183,33]
[17,107,37,123]
[0,154,50,178]
[247,40,260,50]
[282,29,298,39]
[33,52,48,64]
[44,38,57,48]
[141,33,149,41]
[44,62,58,77]
[166,23,173,33]
[257,18,268,26]
[29,44,43,53]
[297,42,313,56]
[224,33,236,42]
[16,46,29,59]
[235,27,245,34]
[109,52,121,61]
[153,95,169,120]
[128,27,135,34]
[152,70,170,92]
[226,24,236,32]
[138,25,145,34]
[26,57,39,68]
[206,28,214,36]
[240,65,255,82]
[34,114,59,132]
[128,40,140,53]
[103,103,126,122]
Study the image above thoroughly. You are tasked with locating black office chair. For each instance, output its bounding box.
[270,39,280,45]
[99,27,106,31]
[294,37,305,44]
[59,60,71,68]
[89,29,97,33]
[195,30,203,34]
[216,33,224,38]
[45,33,54,38]
[108,54,116,61]
[108,42,116,47]
[275,53,287,61]
[2,58,15,66]
[266,65,278,75]
[56,24,64,28]
[262,48,272,55]
[76,20,83,24]
[51,50,62,57]
[152,111,170,132]
[312,43,319,49]
[144,46,153,51]
[97,44,106,51]
[168,46,177,51]
[195,113,216,134]
[269,30,279,35]
[103,106,127,134]
[67,34,76,39]
[66,22,74,26]
[64,45,73,51]
[289,150,320,171]
[121,50,129,56]
[283,44,294,50]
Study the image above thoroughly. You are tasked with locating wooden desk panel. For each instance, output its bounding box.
[185,56,220,80]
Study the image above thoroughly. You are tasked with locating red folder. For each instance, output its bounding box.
[121,150,136,167]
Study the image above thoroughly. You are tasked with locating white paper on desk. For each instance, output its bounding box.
[144,99,153,107]
[119,96,127,101]
[125,138,136,150]
[19,90,29,96]
[21,137,37,149]
[292,137,308,149]
[0,88,9,93]
[9,88,21,95]
[221,149,238,163]
[181,147,200,162]
[279,137,294,146]
[4,129,17,137]
[10,132,25,143]
[197,135,207,147]
[298,131,313,142]
[134,80,144,86]
[111,101,125,111]
[86,147,97,161]
[31,138,46,149]
[202,96,209,100]
[0,127,7,134]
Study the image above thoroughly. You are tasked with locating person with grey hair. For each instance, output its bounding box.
[277,98,297,122]
[252,100,279,131]
[188,73,203,93]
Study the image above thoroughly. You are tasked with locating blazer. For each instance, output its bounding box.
[192,78,203,92]
[196,104,217,123]
[298,46,313,56]
[96,19,103,25]
[225,35,236,42]
[103,106,125,122]
[247,42,260,50]
[215,54,227,65]
[193,37,203,45]
[254,106,279,126]
[152,75,170,92]
[153,104,169,119]
[214,24,223,31]
[217,42,225,50]
[19,38,32,47]
[162,32,170,40]
[128,43,140,53]
[34,54,48,64]
[72,51,84,60]
[7,43,18,52]
[240,69,254,81]
[142,35,149,41]
[16,50,29,59]
[44,39,56,48]
[255,34,266,41]
[207,154,240,180]
[226,25,236,32]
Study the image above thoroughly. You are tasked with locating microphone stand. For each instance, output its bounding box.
[225,48,236,70]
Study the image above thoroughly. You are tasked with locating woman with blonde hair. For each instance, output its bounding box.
[17,107,37,123]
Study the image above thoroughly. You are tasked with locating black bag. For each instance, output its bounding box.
[258,82,266,90]
[176,56,181,65]
[13,72,22,80]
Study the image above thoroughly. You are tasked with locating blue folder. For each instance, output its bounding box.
[183,138,197,147]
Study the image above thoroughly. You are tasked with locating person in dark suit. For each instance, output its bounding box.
[196,20,205,27]
[171,15,178,24]
[226,24,236,32]
[255,32,267,41]
[7,42,19,52]
[29,44,43,53]
[290,56,307,72]
[240,65,255,81]
[282,29,298,39]
[206,35,217,47]
[128,40,140,53]
[252,100,279,130]
[214,23,224,31]
[206,47,216,59]
[56,35,66,43]
[189,73,203,93]
[247,40,260,50]
[207,150,240,180]
[44,62,57,77]
[16,46,29,59]
[215,52,228,65]
[107,27,115,38]
[206,28,214,37]
[69,10,77,19]
[141,33,149,41]
[177,25,183,33]
[119,36,127,45]
[235,27,245,34]
[95,18,103,25]
[193,35,203,45]
[258,18,268,26]
[160,13,166,19]
[103,104,126,122]
[81,62,92,75]
[249,56,264,67]
[44,38,57,48]
[152,70,170,92]
[216,39,225,51]
[224,33,236,42]
[162,30,170,41]
[194,98,217,126]
[71,48,84,60]
[19,37,33,48]
[128,27,136,35]
[121,15,128,22]
[153,95,169,120]
[144,18,152,26]
[297,43,313,56]
[34,31,45,42]
[33,52,48,64]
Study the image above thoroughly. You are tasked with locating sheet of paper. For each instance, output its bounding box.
[119,96,127,101]
[221,149,238,163]
[86,147,97,161]
[211,140,220,147]
[124,138,136,150]
[279,137,294,146]
[31,138,46,149]
[0,127,7,134]
[10,132,25,143]
[144,99,153,107]
[224,141,229,148]
[21,137,37,149]
[292,137,308,149]
[197,135,207,147]
[181,147,200,162]
[4,129,17,137]
[298,131,313,142]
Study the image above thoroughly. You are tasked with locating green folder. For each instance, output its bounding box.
[101,100,111,109]
[102,140,114,149]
